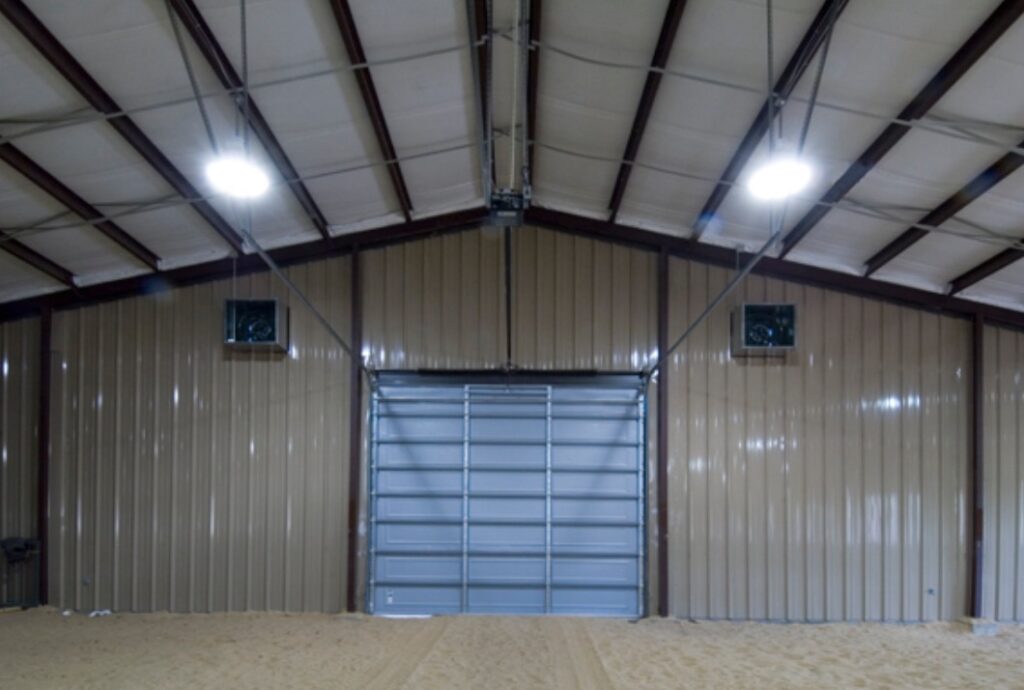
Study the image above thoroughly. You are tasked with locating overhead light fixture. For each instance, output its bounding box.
[747,155,812,201]
[206,155,270,199]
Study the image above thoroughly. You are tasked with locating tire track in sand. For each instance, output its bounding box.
[352,618,449,690]
[553,619,616,690]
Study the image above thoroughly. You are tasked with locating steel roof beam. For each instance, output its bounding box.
[692,0,849,239]
[0,0,246,254]
[607,0,689,222]
[327,0,413,222]
[0,143,160,270]
[778,0,1024,258]
[864,141,1024,275]
[949,247,1024,295]
[166,0,331,240]
[0,235,75,287]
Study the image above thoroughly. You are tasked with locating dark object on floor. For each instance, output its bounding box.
[1,538,40,565]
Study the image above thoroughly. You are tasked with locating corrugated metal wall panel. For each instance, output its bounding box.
[982,324,1024,622]
[512,227,658,370]
[361,229,506,370]
[0,316,39,605]
[48,258,352,613]
[665,259,970,622]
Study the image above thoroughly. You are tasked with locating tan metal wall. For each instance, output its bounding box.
[982,324,1024,622]
[512,227,658,370]
[361,226,659,371]
[665,258,971,621]
[48,258,353,613]
[8,224,1001,620]
[0,316,39,605]
[362,228,506,369]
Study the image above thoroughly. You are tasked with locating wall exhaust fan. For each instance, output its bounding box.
[224,299,288,351]
[731,303,796,356]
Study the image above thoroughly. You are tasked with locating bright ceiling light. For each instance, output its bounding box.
[747,156,812,201]
[206,155,270,199]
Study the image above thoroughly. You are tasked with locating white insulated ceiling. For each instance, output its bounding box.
[0,0,1023,312]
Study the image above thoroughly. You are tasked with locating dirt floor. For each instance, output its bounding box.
[1,609,1023,689]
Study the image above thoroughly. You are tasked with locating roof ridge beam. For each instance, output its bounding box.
[606,0,689,222]
[0,142,160,270]
[691,0,849,239]
[864,140,1024,275]
[167,0,331,240]
[327,0,413,222]
[778,0,1024,258]
[525,0,541,175]
[0,0,247,254]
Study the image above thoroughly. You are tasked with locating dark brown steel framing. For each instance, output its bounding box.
[36,305,52,605]
[345,248,363,612]
[327,0,414,221]
[656,248,669,617]
[0,0,247,254]
[607,0,689,222]
[778,0,1024,258]
[167,0,332,240]
[969,314,984,618]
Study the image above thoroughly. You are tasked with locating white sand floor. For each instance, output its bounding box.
[1,608,1022,689]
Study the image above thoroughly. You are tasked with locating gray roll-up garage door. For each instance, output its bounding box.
[368,376,646,617]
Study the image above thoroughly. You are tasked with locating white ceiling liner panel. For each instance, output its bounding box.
[128,95,321,250]
[709,0,1005,256]
[876,230,1005,294]
[0,16,84,121]
[530,0,671,216]
[0,251,63,301]
[911,15,1024,125]
[0,163,144,283]
[947,166,1024,245]
[16,223,146,284]
[531,148,617,220]
[8,119,239,259]
[21,0,223,110]
[616,81,766,235]
[20,0,340,250]
[347,0,482,213]
[617,0,820,235]
[959,259,1024,312]
[190,0,400,225]
[801,129,1005,269]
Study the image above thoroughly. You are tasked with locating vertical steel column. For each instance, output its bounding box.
[637,393,647,617]
[36,305,52,606]
[969,313,984,618]
[346,249,363,612]
[461,385,471,612]
[544,385,553,612]
[656,248,669,617]
[365,391,380,613]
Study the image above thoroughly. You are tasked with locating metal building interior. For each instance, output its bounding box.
[2,0,1024,687]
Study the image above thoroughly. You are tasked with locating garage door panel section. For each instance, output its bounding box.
[369,377,645,617]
